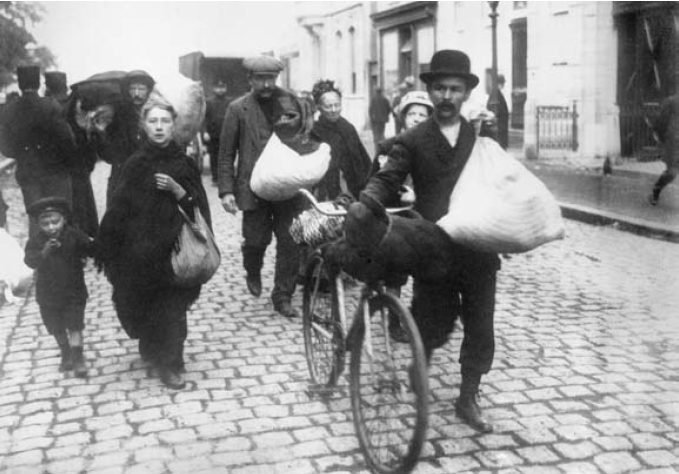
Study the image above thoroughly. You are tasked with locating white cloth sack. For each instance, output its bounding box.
[437,137,565,253]
[0,229,33,303]
[152,73,206,146]
[250,133,331,201]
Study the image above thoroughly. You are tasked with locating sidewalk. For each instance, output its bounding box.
[361,132,679,244]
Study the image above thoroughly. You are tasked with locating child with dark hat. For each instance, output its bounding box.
[24,197,96,377]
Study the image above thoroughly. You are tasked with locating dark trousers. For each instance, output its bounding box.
[411,269,497,375]
[39,303,86,335]
[207,140,220,182]
[242,198,302,306]
[653,167,677,198]
[21,174,72,238]
[371,121,386,145]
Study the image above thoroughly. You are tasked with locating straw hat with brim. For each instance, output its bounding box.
[419,50,479,89]
[399,91,433,118]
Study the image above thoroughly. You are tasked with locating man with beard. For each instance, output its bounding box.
[360,50,501,434]
[217,56,300,319]
[203,80,232,185]
[101,70,155,205]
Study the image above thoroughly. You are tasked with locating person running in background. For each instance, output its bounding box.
[649,94,679,206]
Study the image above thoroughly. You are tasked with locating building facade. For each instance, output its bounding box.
[287,1,678,160]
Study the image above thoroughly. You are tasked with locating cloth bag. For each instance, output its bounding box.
[250,133,331,201]
[437,136,565,253]
[171,206,221,287]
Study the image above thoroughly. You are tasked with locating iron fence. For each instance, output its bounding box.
[618,102,662,160]
[536,101,578,154]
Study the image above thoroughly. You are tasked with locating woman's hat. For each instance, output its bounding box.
[27,197,71,219]
[419,50,479,89]
[398,91,433,118]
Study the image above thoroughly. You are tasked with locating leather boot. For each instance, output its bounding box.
[58,342,72,372]
[455,371,493,433]
[71,346,88,378]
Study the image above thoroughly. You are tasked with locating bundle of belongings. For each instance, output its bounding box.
[250,90,331,201]
[437,136,564,253]
[0,229,32,304]
[151,72,206,146]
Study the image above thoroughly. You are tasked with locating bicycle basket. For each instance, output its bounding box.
[290,203,345,247]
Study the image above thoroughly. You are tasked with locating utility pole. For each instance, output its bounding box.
[487,1,500,117]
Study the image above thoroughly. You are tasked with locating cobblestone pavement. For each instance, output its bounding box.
[1,162,679,474]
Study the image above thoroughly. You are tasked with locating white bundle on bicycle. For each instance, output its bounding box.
[436,136,565,253]
[250,133,331,201]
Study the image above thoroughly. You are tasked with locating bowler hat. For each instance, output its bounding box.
[17,65,41,91]
[243,55,283,75]
[27,197,71,220]
[419,50,479,89]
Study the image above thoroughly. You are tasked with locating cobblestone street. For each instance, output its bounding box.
[1,162,679,474]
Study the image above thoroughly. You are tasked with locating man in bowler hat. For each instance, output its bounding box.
[217,55,300,318]
[361,50,501,433]
[0,66,77,236]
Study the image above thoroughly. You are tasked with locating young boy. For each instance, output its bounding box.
[24,197,95,377]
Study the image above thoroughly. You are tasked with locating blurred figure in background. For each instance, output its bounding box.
[649,93,679,206]
[368,87,391,145]
[203,79,232,185]
[44,72,70,109]
[486,74,509,150]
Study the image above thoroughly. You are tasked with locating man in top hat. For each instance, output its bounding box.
[204,79,233,184]
[0,65,77,236]
[217,55,300,318]
[360,50,501,433]
[44,71,70,109]
[100,69,156,205]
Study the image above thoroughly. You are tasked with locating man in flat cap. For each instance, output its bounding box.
[100,69,156,205]
[360,50,501,433]
[0,65,78,237]
[217,55,300,319]
[204,79,232,185]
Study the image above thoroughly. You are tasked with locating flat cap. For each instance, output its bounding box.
[243,55,284,75]
[27,197,71,219]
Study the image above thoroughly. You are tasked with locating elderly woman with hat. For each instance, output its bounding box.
[311,79,372,202]
[359,50,502,434]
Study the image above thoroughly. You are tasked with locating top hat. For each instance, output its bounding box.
[27,196,71,220]
[44,71,68,94]
[17,65,41,91]
[419,50,479,89]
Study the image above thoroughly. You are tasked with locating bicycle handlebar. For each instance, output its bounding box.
[298,188,413,217]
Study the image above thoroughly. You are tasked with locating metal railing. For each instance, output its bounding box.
[618,102,661,160]
[536,101,578,154]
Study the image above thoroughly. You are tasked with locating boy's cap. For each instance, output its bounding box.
[27,197,71,219]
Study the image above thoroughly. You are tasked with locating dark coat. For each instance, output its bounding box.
[24,225,94,308]
[0,91,77,188]
[362,117,501,275]
[487,89,509,149]
[205,94,232,139]
[312,115,372,201]
[369,93,391,124]
[97,140,211,338]
[217,90,279,210]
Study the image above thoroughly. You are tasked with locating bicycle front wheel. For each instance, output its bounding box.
[349,292,429,474]
[302,253,345,387]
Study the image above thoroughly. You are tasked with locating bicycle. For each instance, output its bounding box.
[296,189,429,474]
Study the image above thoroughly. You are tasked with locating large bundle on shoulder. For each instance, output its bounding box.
[152,73,206,146]
[436,136,565,253]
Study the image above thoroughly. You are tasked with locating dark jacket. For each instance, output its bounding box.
[205,94,232,139]
[312,115,372,200]
[362,117,501,274]
[24,225,94,308]
[97,140,210,337]
[0,91,77,187]
[217,90,280,210]
[369,93,391,124]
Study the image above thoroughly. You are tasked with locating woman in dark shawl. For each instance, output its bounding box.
[311,80,372,201]
[97,97,211,389]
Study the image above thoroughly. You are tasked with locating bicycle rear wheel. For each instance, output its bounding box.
[302,253,345,387]
[349,292,429,474]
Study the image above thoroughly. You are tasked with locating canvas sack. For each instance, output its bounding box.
[250,133,331,201]
[437,136,565,253]
[171,206,221,287]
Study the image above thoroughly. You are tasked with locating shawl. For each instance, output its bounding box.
[312,115,372,200]
[96,140,210,336]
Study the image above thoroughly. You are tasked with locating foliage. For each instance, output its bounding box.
[0,2,56,89]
